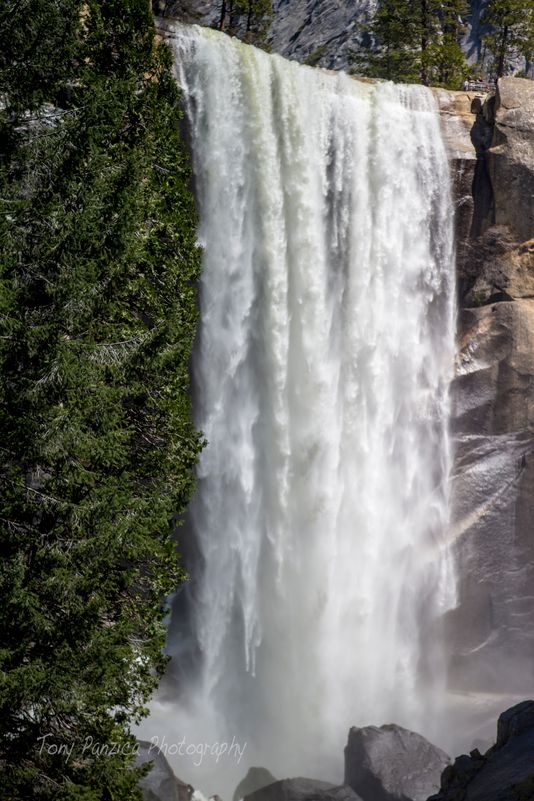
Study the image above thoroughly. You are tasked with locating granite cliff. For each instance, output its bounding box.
[153,0,495,71]
[434,78,534,732]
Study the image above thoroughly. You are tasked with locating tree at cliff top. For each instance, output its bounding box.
[481,0,534,77]
[218,0,273,47]
[425,0,471,87]
[0,0,202,797]
[351,0,469,88]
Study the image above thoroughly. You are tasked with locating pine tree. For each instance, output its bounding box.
[0,0,203,797]
[218,0,272,47]
[351,0,469,88]
[481,0,534,78]
[426,0,470,87]
[350,0,421,82]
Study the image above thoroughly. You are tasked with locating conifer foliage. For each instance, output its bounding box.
[218,0,272,47]
[0,1,202,798]
[481,0,534,77]
[351,0,469,88]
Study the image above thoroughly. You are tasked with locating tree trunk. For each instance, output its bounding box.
[497,24,509,78]
[420,0,429,85]
[228,0,236,31]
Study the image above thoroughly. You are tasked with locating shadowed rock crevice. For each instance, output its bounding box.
[468,95,494,242]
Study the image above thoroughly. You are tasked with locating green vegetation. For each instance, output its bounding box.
[351,0,470,88]
[304,45,328,67]
[218,0,273,47]
[424,0,471,87]
[0,1,203,798]
[481,0,534,77]
[351,0,534,86]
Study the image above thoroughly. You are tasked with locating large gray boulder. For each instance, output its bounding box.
[344,724,450,801]
[429,700,534,801]
[234,768,278,801]
[245,778,363,801]
[135,741,194,801]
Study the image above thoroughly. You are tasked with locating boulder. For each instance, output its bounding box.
[234,768,278,801]
[135,741,194,801]
[428,700,534,801]
[344,724,450,801]
[244,778,363,801]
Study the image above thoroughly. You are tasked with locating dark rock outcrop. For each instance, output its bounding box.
[245,778,363,801]
[428,700,534,801]
[235,768,278,801]
[135,741,194,801]
[344,724,450,801]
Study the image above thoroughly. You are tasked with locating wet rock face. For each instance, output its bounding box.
[454,300,534,433]
[447,78,534,702]
[429,701,534,801]
[344,724,449,801]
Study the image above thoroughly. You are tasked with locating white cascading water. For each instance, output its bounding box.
[147,22,457,795]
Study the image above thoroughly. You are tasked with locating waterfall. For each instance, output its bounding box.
[150,22,456,795]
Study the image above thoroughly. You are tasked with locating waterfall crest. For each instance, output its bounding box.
[156,22,456,793]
